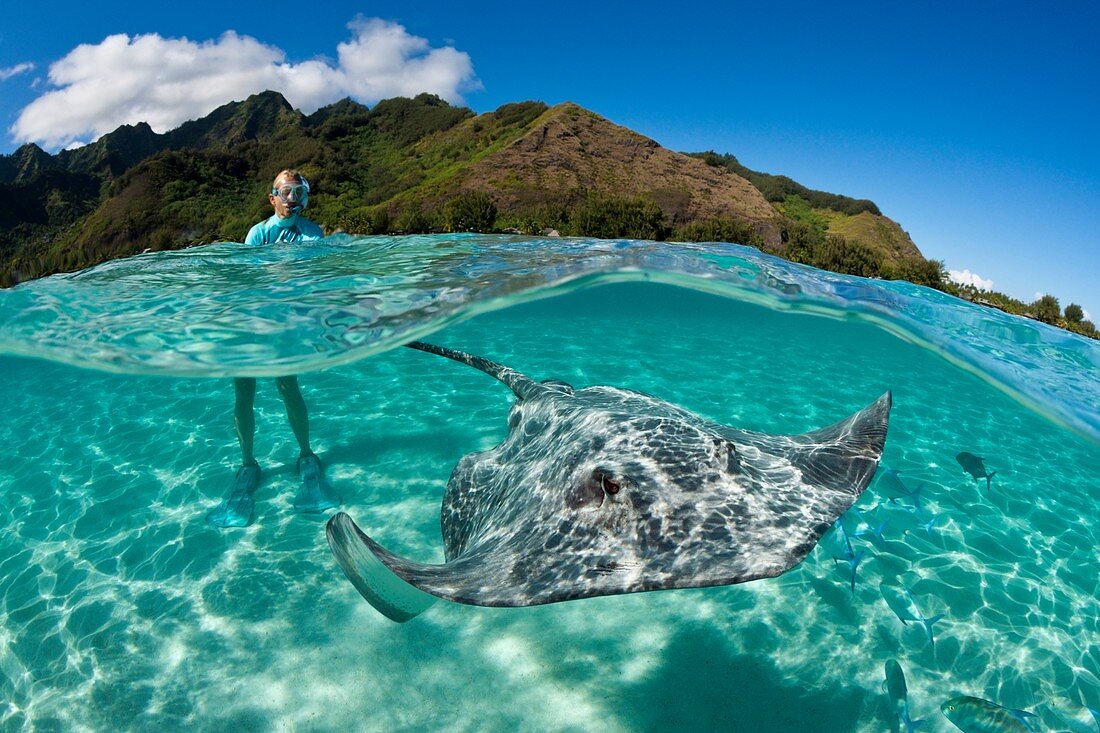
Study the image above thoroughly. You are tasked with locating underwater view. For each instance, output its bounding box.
[0,234,1097,732]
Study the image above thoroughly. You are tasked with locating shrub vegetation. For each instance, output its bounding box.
[443,191,497,232]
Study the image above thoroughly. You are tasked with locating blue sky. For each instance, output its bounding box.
[2,1,1097,316]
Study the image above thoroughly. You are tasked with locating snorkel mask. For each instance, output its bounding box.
[272,176,310,215]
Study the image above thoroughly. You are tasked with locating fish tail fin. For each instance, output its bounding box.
[986,471,996,490]
[326,512,438,623]
[902,702,925,733]
[1009,708,1039,733]
[923,613,946,646]
[849,550,866,593]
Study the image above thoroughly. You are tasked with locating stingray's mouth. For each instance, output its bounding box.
[590,559,641,575]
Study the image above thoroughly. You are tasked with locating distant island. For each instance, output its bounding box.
[0,91,1093,339]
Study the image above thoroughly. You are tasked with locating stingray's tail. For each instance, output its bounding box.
[327,512,438,623]
[406,341,543,400]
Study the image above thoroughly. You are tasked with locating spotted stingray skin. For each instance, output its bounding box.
[328,341,891,608]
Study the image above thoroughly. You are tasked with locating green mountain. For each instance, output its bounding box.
[689,151,922,266]
[1,91,931,287]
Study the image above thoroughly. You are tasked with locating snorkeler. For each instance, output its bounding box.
[207,169,341,528]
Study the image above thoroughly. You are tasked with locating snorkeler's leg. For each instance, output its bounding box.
[234,377,258,465]
[275,376,310,455]
[276,376,340,513]
[207,378,262,528]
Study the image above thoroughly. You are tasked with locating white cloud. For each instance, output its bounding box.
[10,17,479,150]
[948,269,995,291]
[0,62,35,81]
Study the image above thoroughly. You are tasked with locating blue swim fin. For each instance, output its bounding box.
[207,463,261,528]
[294,452,341,513]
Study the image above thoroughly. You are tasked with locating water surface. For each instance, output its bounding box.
[1,235,1097,731]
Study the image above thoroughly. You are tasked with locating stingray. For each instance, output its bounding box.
[327,341,892,622]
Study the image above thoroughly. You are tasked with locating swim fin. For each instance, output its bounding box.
[207,463,261,528]
[293,452,341,513]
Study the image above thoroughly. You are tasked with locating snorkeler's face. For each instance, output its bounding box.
[269,175,307,218]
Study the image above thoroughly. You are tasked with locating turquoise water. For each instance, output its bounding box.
[0,235,1097,731]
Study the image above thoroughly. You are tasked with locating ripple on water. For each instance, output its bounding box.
[0,264,1097,731]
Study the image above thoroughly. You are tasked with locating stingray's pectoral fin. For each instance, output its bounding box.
[326,512,438,623]
[794,391,893,499]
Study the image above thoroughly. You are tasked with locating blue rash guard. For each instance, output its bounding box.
[245,214,324,245]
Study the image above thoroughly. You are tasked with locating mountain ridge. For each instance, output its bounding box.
[1,91,923,286]
[457,102,782,241]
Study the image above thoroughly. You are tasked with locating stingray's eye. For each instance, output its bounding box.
[568,468,626,509]
[712,438,740,473]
